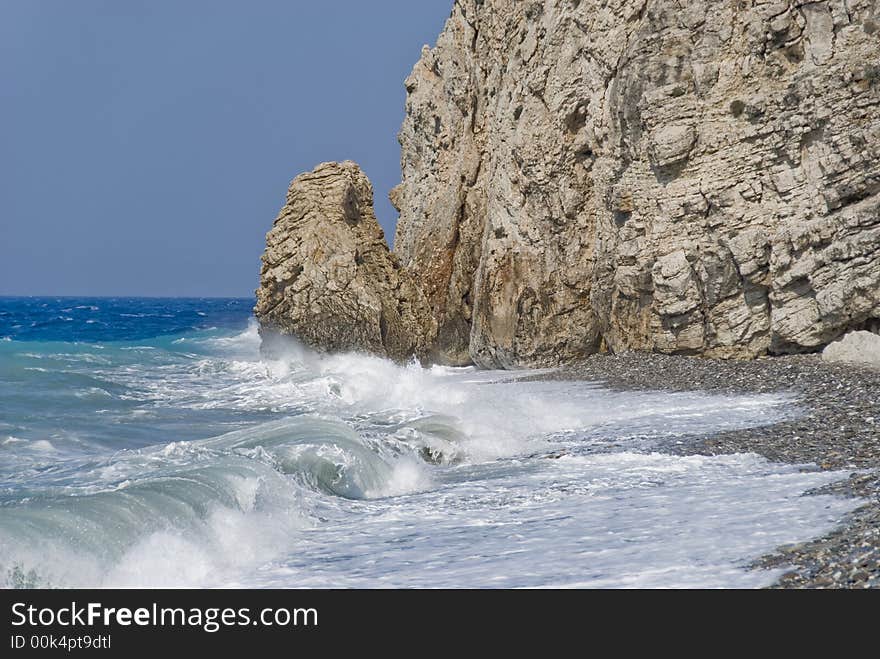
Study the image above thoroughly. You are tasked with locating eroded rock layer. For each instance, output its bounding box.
[393,0,880,367]
[258,1,880,368]
[255,161,433,362]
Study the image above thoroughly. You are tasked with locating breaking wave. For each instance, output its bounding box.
[0,299,862,588]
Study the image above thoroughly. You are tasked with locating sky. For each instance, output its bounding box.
[0,0,453,297]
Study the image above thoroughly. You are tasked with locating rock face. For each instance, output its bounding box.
[823,330,880,368]
[393,0,880,367]
[258,0,880,368]
[255,161,433,362]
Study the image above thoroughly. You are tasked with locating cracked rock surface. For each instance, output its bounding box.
[258,1,880,368]
[394,0,880,367]
[254,161,433,362]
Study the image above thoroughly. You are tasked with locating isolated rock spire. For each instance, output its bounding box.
[255,161,434,362]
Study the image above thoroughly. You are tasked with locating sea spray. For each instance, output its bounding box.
[0,298,864,587]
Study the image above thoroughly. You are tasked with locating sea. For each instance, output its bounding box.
[0,297,860,588]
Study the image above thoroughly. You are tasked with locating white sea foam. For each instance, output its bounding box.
[0,320,862,588]
[237,451,858,589]
[29,439,56,452]
[102,477,311,588]
[126,324,793,465]
[0,450,314,588]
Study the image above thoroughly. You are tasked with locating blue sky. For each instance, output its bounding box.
[0,1,452,297]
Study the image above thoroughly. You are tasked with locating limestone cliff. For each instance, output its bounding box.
[255,161,433,362]
[258,0,880,368]
[395,0,880,367]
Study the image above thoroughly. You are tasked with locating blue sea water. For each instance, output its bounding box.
[0,297,253,343]
[0,297,860,588]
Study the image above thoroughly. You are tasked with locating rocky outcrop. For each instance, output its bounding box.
[258,0,880,368]
[255,161,434,362]
[393,0,880,367]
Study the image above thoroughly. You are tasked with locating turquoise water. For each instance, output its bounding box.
[0,297,860,588]
[0,298,257,456]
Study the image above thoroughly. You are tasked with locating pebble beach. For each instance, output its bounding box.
[537,353,880,589]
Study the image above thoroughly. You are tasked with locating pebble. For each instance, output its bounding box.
[533,352,880,589]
